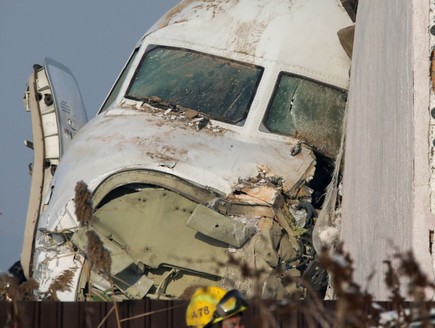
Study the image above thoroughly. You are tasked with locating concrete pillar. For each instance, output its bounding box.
[340,0,433,300]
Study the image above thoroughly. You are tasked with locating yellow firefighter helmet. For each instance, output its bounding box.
[185,286,227,328]
[212,289,248,324]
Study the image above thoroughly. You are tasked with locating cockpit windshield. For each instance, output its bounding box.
[126,46,263,125]
[263,73,347,157]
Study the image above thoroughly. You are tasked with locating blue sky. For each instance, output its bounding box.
[0,0,179,272]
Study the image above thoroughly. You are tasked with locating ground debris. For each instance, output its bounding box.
[125,100,224,134]
[228,185,284,207]
[220,163,328,299]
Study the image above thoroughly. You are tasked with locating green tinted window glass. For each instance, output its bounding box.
[264,74,347,157]
[126,46,263,125]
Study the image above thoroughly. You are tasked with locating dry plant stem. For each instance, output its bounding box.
[74,181,95,303]
[301,278,333,326]
[334,301,346,328]
[112,300,121,328]
[92,287,112,302]
[301,304,331,328]
[110,279,121,328]
[119,303,186,322]
[7,301,19,328]
[256,302,277,328]
[86,231,112,277]
[74,181,93,227]
[84,261,92,301]
[96,305,115,328]
[48,268,76,299]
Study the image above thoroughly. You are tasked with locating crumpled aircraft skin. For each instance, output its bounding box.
[21,0,352,301]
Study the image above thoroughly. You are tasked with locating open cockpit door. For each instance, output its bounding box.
[21,58,88,278]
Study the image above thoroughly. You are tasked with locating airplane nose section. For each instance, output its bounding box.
[71,170,230,299]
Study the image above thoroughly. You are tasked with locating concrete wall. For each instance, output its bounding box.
[340,0,433,300]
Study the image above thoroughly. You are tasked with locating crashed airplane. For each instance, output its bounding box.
[20,0,355,300]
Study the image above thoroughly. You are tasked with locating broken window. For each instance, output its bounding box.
[263,73,347,158]
[126,46,263,125]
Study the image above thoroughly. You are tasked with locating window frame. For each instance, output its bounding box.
[124,45,264,125]
[262,71,348,156]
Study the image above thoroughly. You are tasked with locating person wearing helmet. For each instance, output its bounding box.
[186,286,227,328]
[212,289,247,328]
[186,287,248,328]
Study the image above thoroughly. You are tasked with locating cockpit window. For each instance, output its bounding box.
[263,73,347,157]
[126,46,263,125]
[99,48,139,113]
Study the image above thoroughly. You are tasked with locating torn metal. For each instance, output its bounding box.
[46,152,336,301]
[20,0,352,301]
